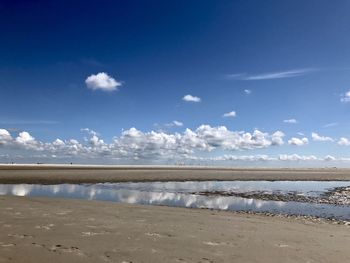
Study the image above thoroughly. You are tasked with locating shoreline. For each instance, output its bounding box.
[1,166,350,184]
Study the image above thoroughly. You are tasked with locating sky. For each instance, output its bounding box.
[1,0,350,166]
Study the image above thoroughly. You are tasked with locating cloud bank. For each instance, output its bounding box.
[1,126,350,166]
[0,125,284,161]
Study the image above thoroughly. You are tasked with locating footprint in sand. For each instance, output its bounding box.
[35,224,55,230]
[145,232,162,238]
[56,210,72,216]
[0,242,16,248]
[81,231,110,237]
[275,243,290,248]
[203,241,220,246]
[31,243,85,256]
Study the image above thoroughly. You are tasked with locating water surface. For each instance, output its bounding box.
[0,181,349,221]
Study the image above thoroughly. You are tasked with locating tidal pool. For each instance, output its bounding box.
[0,181,349,221]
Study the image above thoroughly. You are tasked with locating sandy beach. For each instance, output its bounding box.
[0,195,349,263]
[1,165,350,184]
[1,166,350,262]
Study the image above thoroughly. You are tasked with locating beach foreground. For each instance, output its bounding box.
[0,196,349,263]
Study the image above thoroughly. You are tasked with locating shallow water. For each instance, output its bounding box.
[0,181,349,221]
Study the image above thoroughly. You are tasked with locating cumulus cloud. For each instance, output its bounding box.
[0,125,285,161]
[340,90,350,103]
[5,127,350,165]
[271,131,285,145]
[323,122,338,128]
[222,111,236,118]
[338,137,350,146]
[15,131,35,144]
[288,137,308,146]
[283,119,298,124]
[85,72,122,91]
[0,129,12,145]
[311,132,333,142]
[182,94,201,102]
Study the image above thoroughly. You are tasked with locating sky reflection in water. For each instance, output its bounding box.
[0,181,349,221]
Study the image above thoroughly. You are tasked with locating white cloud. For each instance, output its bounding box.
[0,129,12,145]
[85,72,122,91]
[6,127,350,165]
[14,131,42,150]
[279,154,317,161]
[338,137,350,146]
[222,111,236,118]
[0,125,285,161]
[340,90,350,103]
[271,131,285,146]
[311,132,333,142]
[227,68,314,81]
[53,138,65,146]
[324,155,336,161]
[283,119,298,124]
[278,154,338,162]
[244,89,251,94]
[16,131,35,144]
[172,121,183,127]
[182,94,201,102]
[192,154,276,162]
[288,137,309,146]
[3,127,350,166]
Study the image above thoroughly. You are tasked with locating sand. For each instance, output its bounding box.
[1,165,350,262]
[0,195,349,263]
[1,165,350,184]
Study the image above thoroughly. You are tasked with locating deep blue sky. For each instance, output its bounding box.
[1,0,350,165]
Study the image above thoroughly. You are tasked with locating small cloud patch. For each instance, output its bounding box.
[223,111,236,118]
[85,72,122,92]
[182,94,201,102]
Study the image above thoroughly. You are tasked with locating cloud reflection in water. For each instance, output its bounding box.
[0,181,349,220]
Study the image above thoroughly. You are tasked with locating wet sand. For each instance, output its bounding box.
[1,165,350,184]
[0,195,349,263]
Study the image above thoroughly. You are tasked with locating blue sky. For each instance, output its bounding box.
[1,0,350,166]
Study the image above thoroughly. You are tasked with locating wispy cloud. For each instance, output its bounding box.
[222,111,236,118]
[340,90,350,103]
[165,120,183,127]
[323,122,338,128]
[244,89,252,95]
[227,68,315,81]
[283,119,298,124]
